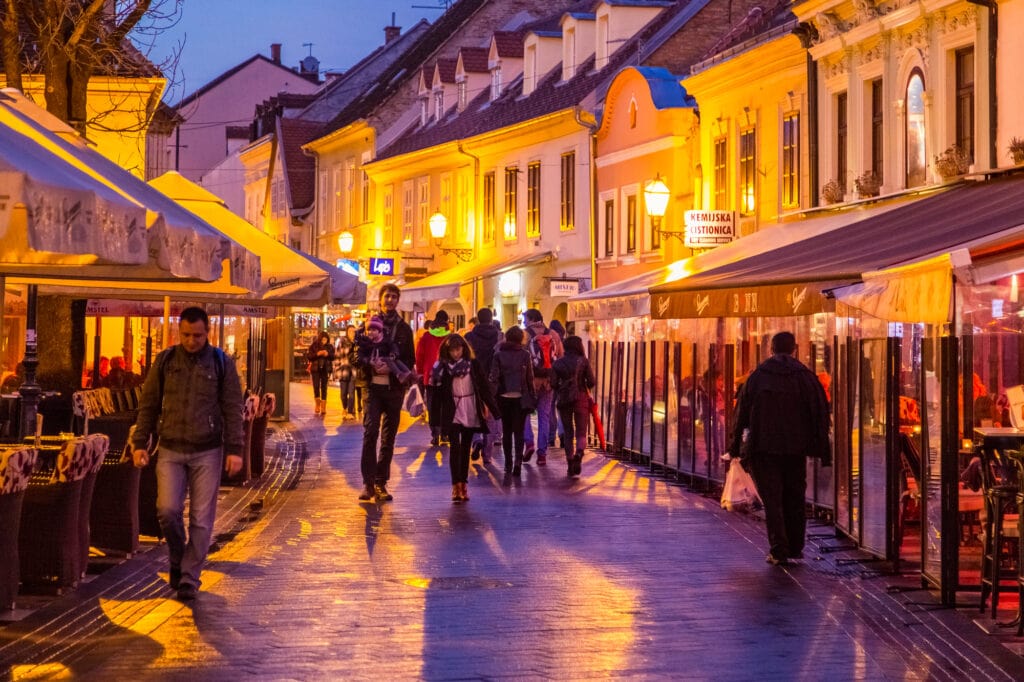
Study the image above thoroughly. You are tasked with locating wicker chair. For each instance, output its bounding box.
[76,434,109,576]
[0,447,38,610]
[89,428,141,554]
[978,447,1020,618]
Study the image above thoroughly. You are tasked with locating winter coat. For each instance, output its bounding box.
[353,336,400,386]
[489,341,535,400]
[349,311,415,390]
[429,359,501,433]
[551,352,595,409]
[132,343,245,455]
[415,327,450,384]
[465,322,501,374]
[728,353,831,464]
[306,338,335,374]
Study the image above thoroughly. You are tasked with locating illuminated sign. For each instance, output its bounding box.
[550,279,580,297]
[369,258,394,276]
[336,258,360,277]
[684,210,736,248]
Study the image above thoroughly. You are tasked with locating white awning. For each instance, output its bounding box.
[399,251,552,307]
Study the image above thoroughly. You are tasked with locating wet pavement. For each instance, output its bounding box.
[2,386,1023,680]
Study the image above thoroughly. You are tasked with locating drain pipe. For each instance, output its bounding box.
[574,106,599,292]
[794,22,820,207]
[967,0,998,168]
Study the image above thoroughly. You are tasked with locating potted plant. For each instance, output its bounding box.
[854,171,881,198]
[821,178,844,204]
[934,144,969,180]
[1008,137,1024,165]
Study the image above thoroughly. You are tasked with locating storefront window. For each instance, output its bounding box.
[905,71,927,187]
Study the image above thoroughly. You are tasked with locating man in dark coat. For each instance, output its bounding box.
[465,307,502,460]
[729,331,831,566]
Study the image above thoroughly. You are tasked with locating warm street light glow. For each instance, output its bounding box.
[644,175,670,219]
[337,230,354,254]
[429,211,448,240]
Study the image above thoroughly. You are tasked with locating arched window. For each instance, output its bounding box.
[905,70,926,187]
[629,100,637,129]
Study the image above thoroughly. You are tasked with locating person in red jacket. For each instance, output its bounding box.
[416,310,451,446]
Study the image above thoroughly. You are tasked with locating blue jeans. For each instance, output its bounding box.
[523,383,554,454]
[472,414,501,458]
[155,445,223,589]
[360,385,404,485]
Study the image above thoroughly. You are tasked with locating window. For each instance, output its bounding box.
[526,162,541,237]
[420,98,428,127]
[503,166,517,240]
[836,92,848,192]
[401,180,414,244]
[491,65,502,100]
[317,168,328,235]
[417,177,430,242]
[782,113,799,208]
[739,127,756,215]
[626,194,637,253]
[382,184,394,246]
[361,170,370,223]
[332,164,343,229]
[905,71,926,187]
[629,100,637,129]
[457,80,467,111]
[440,173,452,235]
[604,199,614,257]
[871,80,884,181]
[434,90,444,121]
[713,137,727,210]
[483,172,496,243]
[560,152,575,231]
[956,47,975,163]
[650,201,661,250]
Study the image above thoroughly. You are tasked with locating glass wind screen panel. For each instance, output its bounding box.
[860,339,888,558]
[897,326,923,567]
[921,337,943,583]
[835,339,856,537]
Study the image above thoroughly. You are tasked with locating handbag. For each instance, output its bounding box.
[520,390,537,413]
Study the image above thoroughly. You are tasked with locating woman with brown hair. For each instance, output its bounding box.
[429,334,500,501]
[307,331,335,416]
[489,326,536,477]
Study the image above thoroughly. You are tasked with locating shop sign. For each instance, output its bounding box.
[550,279,580,297]
[684,210,736,248]
[86,299,172,317]
[369,258,394,276]
[336,258,359,277]
[652,283,834,319]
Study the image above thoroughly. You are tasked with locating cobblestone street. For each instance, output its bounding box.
[1,387,1022,680]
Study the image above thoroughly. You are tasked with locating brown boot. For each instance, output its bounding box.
[319,399,327,416]
[460,482,469,501]
[314,399,322,415]
[452,484,461,501]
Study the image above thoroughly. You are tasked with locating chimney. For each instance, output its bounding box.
[384,13,401,43]
[270,43,282,64]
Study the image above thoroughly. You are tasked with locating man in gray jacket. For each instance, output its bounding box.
[132,306,244,600]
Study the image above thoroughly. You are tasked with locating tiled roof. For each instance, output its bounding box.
[696,0,795,65]
[458,47,490,73]
[173,55,303,111]
[375,0,707,163]
[436,59,459,84]
[279,118,325,212]
[492,30,526,59]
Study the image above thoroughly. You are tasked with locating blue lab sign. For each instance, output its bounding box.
[369,258,395,276]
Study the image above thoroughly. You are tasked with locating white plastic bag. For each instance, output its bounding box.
[403,383,425,418]
[721,459,761,512]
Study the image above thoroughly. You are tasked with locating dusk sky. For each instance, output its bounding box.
[139,0,446,105]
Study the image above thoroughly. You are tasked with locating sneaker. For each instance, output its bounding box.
[460,482,470,501]
[765,553,790,566]
[176,583,198,601]
[470,442,482,461]
[452,484,461,502]
[374,483,393,501]
[537,454,547,466]
[430,435,440,448]
[169,566,182,590]
[358,485,375,502]
[523,445,535,462]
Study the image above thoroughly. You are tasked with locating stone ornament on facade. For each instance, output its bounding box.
[851,0,880,24]
[940,6,977,34]
[813,12,846,42]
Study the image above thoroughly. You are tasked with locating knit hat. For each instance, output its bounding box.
[367,316,384,333]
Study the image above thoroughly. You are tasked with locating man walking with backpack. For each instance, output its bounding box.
[522,308,563,465]
[131,306,244,601]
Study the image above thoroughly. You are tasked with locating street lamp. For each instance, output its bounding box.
[644,174,684,243]
[428,210,473,262]
[337,230,354,255]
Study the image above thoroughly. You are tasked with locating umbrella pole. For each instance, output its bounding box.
[19,284,41,439]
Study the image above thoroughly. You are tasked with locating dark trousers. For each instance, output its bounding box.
[498,396,527,471]
[360,385,403,486]
[749,453,807,559]
[340,378,357,414]
[311,370,330,401]
[449,424,474,484]
[558,401,589,457]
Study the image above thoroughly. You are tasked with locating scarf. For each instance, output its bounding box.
[447,358,471,378]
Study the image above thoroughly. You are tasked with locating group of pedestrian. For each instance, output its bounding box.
[124,299,830,604]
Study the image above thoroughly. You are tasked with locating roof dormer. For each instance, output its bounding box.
[489,31,525,101]
[431,58,457,122]
[561,11,596,81]
[523,29,561,96]
[455,46,490,112]
[595,1,670,71]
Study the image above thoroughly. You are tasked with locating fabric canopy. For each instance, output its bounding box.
[831,253,964,323]
[650,174,1024,319]
[0,89,258,289]
[399,250,553,307]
